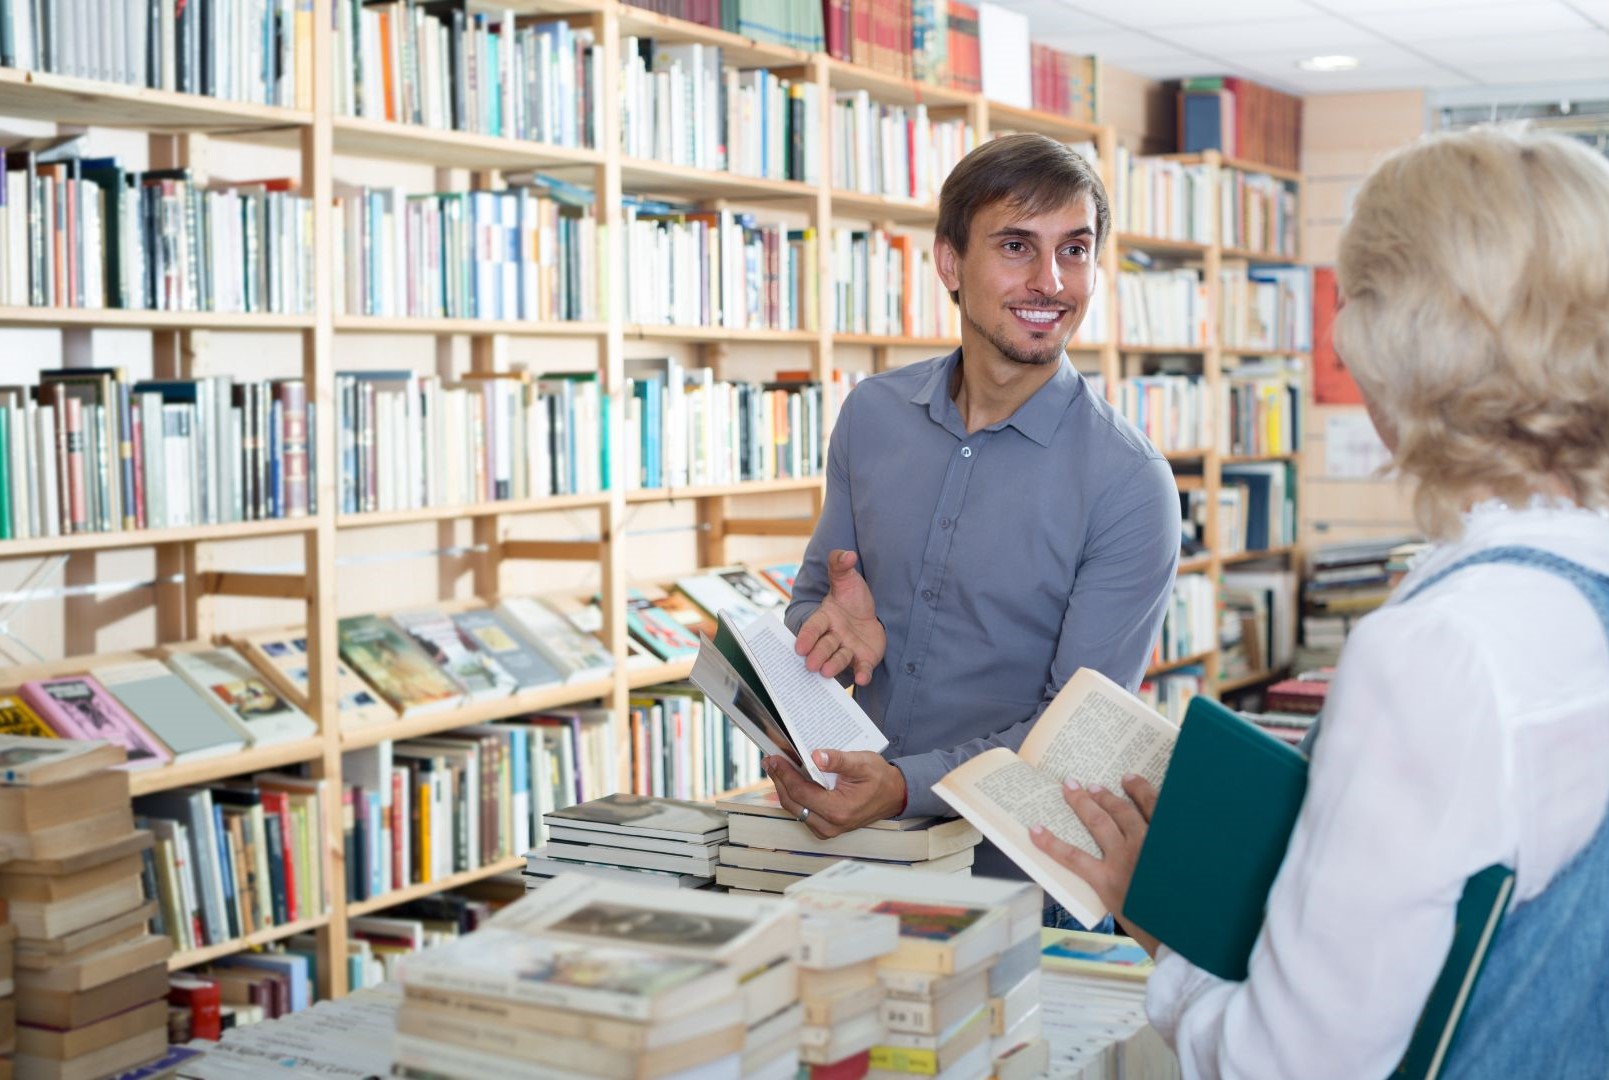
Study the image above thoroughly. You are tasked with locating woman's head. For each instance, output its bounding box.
[1335,127,1609,538]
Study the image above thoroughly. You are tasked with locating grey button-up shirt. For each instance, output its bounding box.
[785,349,1180,880]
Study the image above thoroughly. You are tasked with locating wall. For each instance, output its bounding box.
[1300,90,1426,547]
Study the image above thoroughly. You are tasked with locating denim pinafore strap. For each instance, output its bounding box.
[1319,545,1609,1078]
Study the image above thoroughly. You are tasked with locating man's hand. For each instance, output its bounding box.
[1031,775,1163,955]
[795,549,885,686]
[764,750,907,839]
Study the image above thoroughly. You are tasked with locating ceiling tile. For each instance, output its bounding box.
[1042,30,1207,62]
[1263,65,1477,94]
[1459,57,1609,84]
[1415,28,1609,63]
[1153,15,1381,53]
[1054,0,1317,31]
[1346,2,1597,40]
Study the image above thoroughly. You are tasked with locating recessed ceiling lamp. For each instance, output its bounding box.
[1298,54,1360,72]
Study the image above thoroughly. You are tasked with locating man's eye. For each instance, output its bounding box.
[1062,245,1087,258]
[1003,241,1026,253]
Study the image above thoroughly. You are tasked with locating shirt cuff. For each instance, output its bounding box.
[1145,945,1225,1048]
[888,753,952,819]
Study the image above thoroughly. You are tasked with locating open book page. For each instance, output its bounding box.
[730,614,888,790]
[689,635,804,768]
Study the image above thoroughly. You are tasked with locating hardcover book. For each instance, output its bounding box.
[337,615,464,718]
[160,644,318,746]
[544,792,729,843]
[231,628,397,730]
[0,695,57,739]
[19,677,171,771]
[92,659,250,762]
[449,608,565,693]
[495,596,615,683]
[0,736,124,786]
[391,608,517,702]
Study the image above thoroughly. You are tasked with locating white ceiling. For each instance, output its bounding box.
[999,0,1609,94]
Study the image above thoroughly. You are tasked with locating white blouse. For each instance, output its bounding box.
[1145,503,1609,1079]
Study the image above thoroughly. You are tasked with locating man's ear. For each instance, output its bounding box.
[933,237,961,296]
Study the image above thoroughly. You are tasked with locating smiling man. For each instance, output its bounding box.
[770,134,1180,929]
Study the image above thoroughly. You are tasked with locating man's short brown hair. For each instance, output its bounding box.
[935,133,1111,260]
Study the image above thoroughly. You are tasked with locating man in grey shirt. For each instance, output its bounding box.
[770,134,1179,918]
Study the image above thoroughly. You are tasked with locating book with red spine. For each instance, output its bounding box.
[168,974,222,1041]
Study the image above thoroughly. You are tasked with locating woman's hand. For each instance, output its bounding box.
[1032,774,1163,954]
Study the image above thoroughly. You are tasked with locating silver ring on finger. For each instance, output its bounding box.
[797,807,811,823]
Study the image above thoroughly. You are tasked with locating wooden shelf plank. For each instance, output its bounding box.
[1220,157,1304,184]
[625,477,824,503]
[627,659,697,687]
[334,315,609,337]
[1178,555,1212,574]
[1222,453,1300,465]
[0,67,314,131]
[0,518,317,559]
[130,737,329,797]
[0,307,314,331]
[620,158,817,203]
[338,493,611,530]
[1218,667,1289,695]
[168,913,332,972]
[623,324,818,344]
[830,189,940,225]
[1115,232,1211,256]
[1163,448,1211,462]
[332,116,604,170]
[613,7,810,68]
[1221,545,1298,566]
[822,58,973,109]
[985,101,1103,141]
[1147,650,1214,678]
[339,678,617,750]
[348,856,527,918]
[1221,246,1301,263]
[833,333,959,349]
[1221,349,1309,359]
[1119,343,1207,355]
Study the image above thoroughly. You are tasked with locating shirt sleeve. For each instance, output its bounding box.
[891,453,1180,818]
[786,390,858,637]
[1144,601,1506,1079]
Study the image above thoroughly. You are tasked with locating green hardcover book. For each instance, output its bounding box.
[1125,695,1515,1079]
[0,404,11,540]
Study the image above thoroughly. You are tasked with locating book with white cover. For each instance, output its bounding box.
[391,607,518,703]
[544,792,728,843]
[161,644,317,746]
[496,595,615,683]
[92,658,249,762]
[690,612,887,790]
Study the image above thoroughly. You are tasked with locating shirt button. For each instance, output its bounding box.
[961,446,972,458]
[939,517,951,529]
[921,589,933,601]
[905,662,916,674]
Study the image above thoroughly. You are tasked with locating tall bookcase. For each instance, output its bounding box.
[0,1,1301,998]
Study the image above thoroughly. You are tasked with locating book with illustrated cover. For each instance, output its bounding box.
[495,596,615,683]
[449,608,566,693]
[1039,927,1153,980]
[0,695,57,739]
[391,608,517,703]
[160,644,317,746]
[0,735,124,786]
[625,590,701,661]
[932,666,1179,929]
[19,676,170,771]
[674,570,771,629]
[231,628,397,730]
[653,588,717,640]
[337,615,464,718]
[92,658,250,762]
[758,562,799,597]
[689,612,887,790]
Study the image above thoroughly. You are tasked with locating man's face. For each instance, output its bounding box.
[936,193,1098,367]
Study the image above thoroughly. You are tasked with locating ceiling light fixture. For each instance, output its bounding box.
[1298,54,1360,72]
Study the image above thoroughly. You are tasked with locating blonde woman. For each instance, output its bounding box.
[1031,127,1609,1078]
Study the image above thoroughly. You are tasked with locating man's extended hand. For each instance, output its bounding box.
[795,549,885,686]
[764,750,907,839]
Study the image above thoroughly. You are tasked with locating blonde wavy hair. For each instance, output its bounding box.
[1335,127,1609,539]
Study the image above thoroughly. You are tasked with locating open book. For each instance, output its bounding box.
[688,612,887,790]
[932,667,1179,928]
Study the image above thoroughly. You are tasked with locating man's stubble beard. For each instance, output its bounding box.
[963,303,1076,367]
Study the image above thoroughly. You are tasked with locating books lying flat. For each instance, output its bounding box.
[522,859,714,891]
[544,793,729,845]
[496,596,615,683]
[542,840,719,877]
[728,814,980,863]
[0,695,57,739]
[691,612,888,789]
[92,659,249,762]
[160,644,318,746]
[799,910,901,970]
[718,845,975,877]
[18,678,170,771]
[548,825,722,858]
[0,736,123,786]
[718,787,942,832]
[338,614,464,717]
[933,666,1179,929]
[715,864,805,894]
[392,608,518,703]
[0,764,134,860]
[450,608,566,693]
[626,590,702,661]
[231,627,397,730]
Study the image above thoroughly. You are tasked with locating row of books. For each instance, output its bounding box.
[1221,566,1298,680]
[0,371,313,541]
[1137,665,1202,727]
[1118,263,1209,348]
[830,227,960,340]
[1152,572,1215,666]
[335,368,604,515]
[1221,265,1312,352]
[136,776,329,952]
[332,179,598,323]
[625,687,768,803]
[622,205,812,331]
[623,359,826,491]
[1300,536,1425,665]
[1221,461,1297,554]
[1117,373,1209,454]
[621,41,822,182]
[1113,150,1215,245]
[335,6,601,150]
[1,153,315,314]
[1039,927,1174,1078]
[0,0,311,107]
[831,95,975,205]
[1028,44,1098,124]
[0,740,174,1079]
[1221,168,1299,257]
[1221,363,1301,457]
[1178,75,1303,174]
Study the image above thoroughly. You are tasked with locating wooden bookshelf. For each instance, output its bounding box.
[331,115,605,171]
[0,66,313,131]
[834,333,959,349]
[620,157,819,203]
[822,58,974,109]
[129,737,330,798]
[337,493,613,530]
[348,856,526,918]
[340,678,617,750]
[0,308,316,331]
[829,189,942,225]
[1221,245,1302,263]
[168,913,333,972]
[332,315,610,337]
[1218,666,1288,695]
[625,477,825,503]
[1146,650,1215,678]
[0,518,318,559]
[623,325,819,344]
[1115,232,1212,256]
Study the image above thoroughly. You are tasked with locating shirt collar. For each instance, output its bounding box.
[908,348,1083,448]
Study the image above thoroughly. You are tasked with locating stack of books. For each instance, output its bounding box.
[394,874,801,1079]
[179,984,398,1078]
[789,862,1048,1080]
[1300,536,1425,666]
[714,787,982,895]
[524,793,728,890]
[1039,928,1175,1079]
[0,738,173,1080]
[0,874,11,1076]
[795,911,900,1079]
